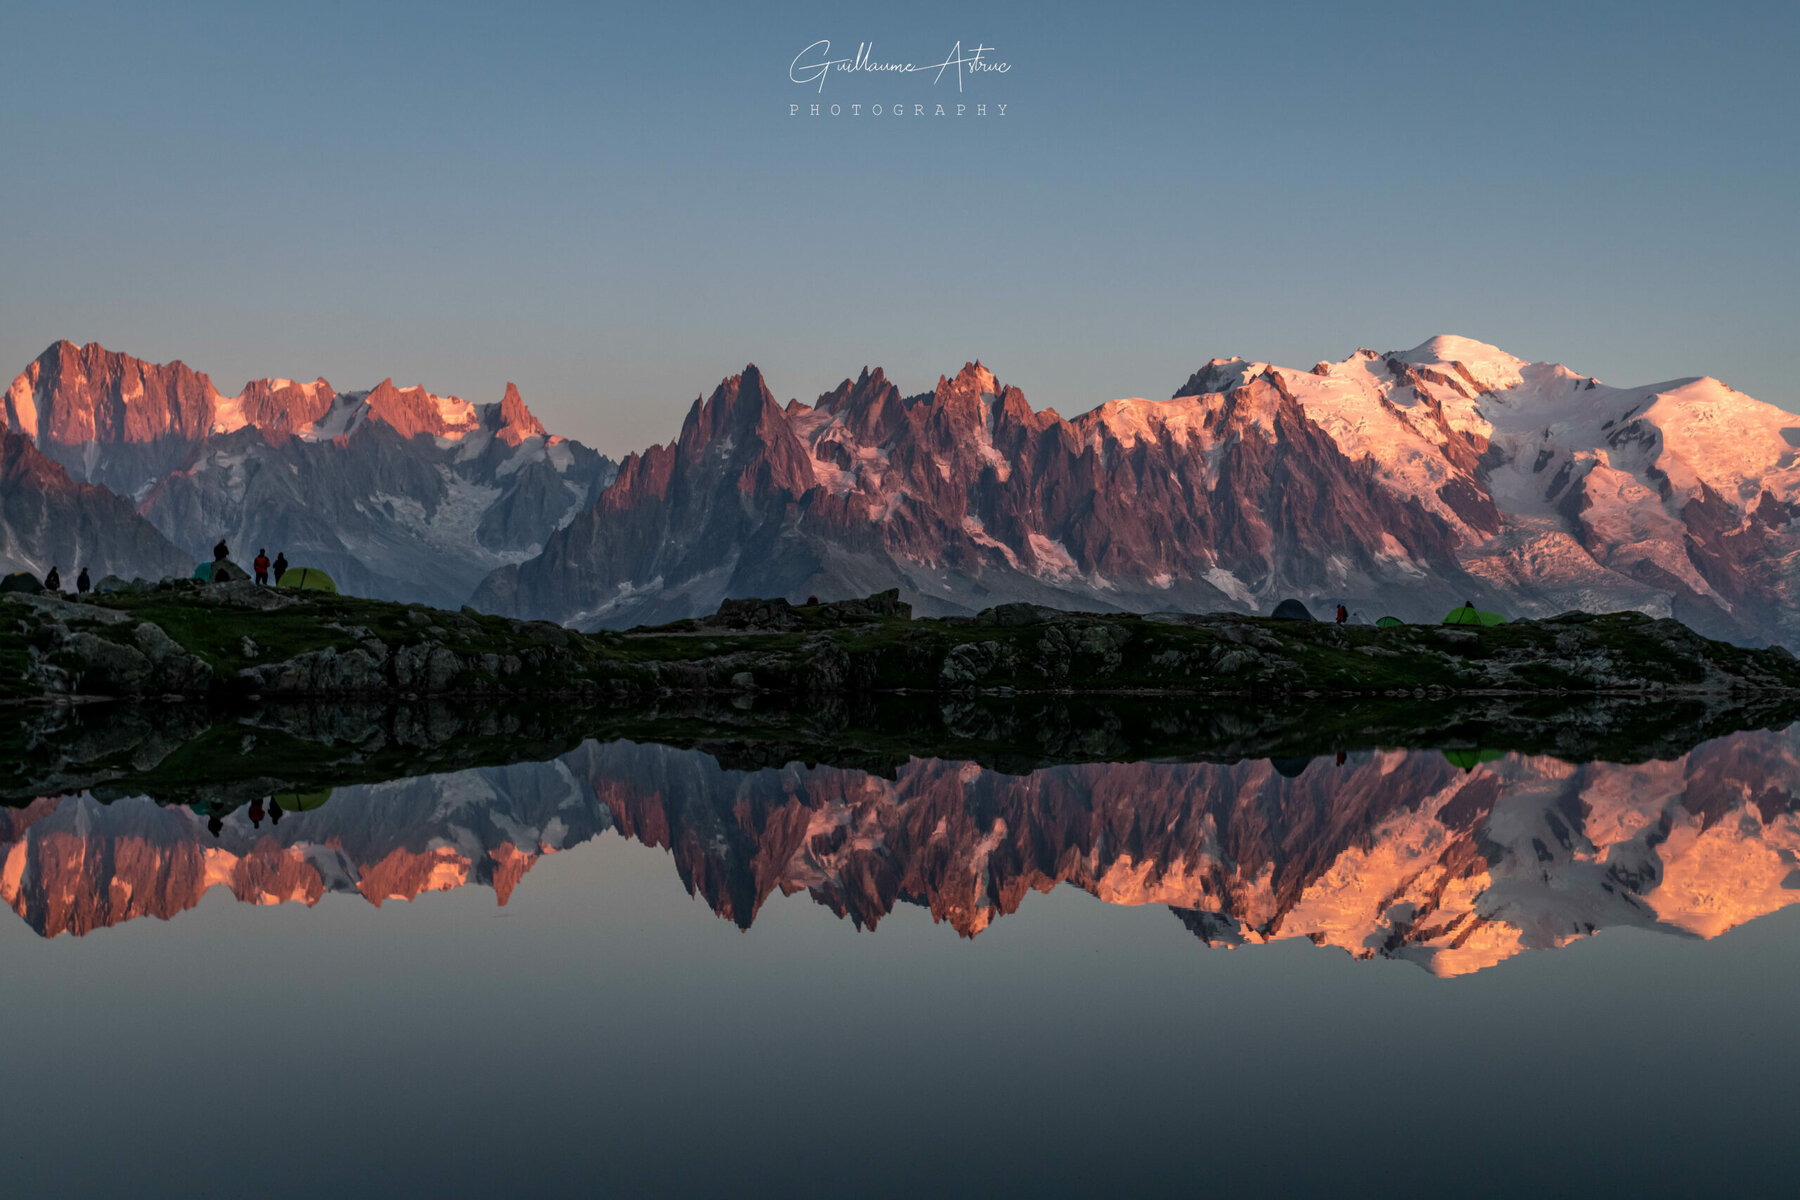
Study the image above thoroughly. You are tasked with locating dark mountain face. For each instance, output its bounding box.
[475,342,1800,645]
[476,361,1449,628]
[5,342,614,607]
[0,433,192,582]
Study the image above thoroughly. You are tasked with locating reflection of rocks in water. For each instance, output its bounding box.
[6,727,1800,975]
[12,694,1800,814]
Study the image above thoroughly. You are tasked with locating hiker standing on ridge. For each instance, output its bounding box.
[76,567,90,594]
[272,552,288,584]
[1336,604,1347,624]
[214,537,230,563]
[254,549,271,585]
[44,565,61,593]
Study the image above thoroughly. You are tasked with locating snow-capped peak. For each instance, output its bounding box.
[1398,335,1528,392]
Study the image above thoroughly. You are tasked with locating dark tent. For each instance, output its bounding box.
[277,567,338,594]
[1443,604,1506,627]
[1376,615,1404,628]
[195,560,250,584]
[1271,598,1316,621]
[274,789,333,812]
[1,571,44,594]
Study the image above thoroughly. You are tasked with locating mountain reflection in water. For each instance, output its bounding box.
[8,727,1799,976]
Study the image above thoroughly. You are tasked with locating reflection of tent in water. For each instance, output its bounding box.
[277,567,338,593]
[1443,604,1506,626]
[1,571,43,594]
[1376,615,1404,628]
[1269,756,1315,778]
[273,789,332,812]
[194,560,250,583]
[1271,598,1316,621]
[1442,748,1506,771]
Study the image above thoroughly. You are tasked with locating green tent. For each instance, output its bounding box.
[277,567,338,593]
[1443,604,1506,626]
[1443,748,1506,771]
[1376,615,1404,628]
[1,570,43,594]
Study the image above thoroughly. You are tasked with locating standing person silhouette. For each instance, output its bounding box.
[214,537,229,563]
[76,567,90,594]
[272,552,289,584]
[1336,604,1347,624]
[253,548,270,585]
[44,565,60,593]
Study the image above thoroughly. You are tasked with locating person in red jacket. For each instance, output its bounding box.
[253,548,271,585]
[1336,604,1348,624]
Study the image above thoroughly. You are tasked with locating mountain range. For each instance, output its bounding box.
[474,338,1800,645]
[7,733,1799,976]
[2,341,614,606]
[7,336,1799,644]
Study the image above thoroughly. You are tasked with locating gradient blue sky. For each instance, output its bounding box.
[3,0,1795,454]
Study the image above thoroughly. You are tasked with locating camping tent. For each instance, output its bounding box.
[277,567,338,593]
[1442,748,1505,771]
[1271,598,1316,621]
[1443,604,1506,626]
[274,789,333,812]
[193,560,250,584]
[1376,615,1404,628]
[1,571,43,594]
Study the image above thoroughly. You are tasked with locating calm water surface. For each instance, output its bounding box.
[6,732,1799,1197]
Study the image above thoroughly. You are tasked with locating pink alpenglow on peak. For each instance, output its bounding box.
[495,382,549,446]
[1,340,615,608]
[475,335,1800,649]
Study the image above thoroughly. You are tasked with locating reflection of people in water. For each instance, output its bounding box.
[268,799,282,826]
[249,798,265,828]
[207,812,223,838]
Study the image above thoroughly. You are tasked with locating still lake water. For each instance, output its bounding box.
[6,730,1800,1197]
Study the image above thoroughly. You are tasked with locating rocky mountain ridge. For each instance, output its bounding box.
[2,341,615,606]
[475,336,1800,646]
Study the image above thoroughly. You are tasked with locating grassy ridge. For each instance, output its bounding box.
[6,584,1799,702]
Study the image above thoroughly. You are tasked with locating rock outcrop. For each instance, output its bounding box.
[7,586,1799,703]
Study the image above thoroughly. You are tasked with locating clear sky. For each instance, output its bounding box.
[3,0,1795,455]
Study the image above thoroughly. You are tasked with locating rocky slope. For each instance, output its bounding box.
[0,432,193,582]
[8,727,1800,978]
[3,341,615,606]
[476,339,1800,646]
